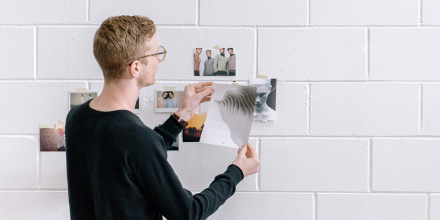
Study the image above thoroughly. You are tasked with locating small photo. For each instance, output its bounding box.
[183,114,207,142]
[69,92,98,110]
[194,47,236,76]
[155,89,184,113]
[248,78,277,121]
[158,123,179,151]
[40,124,65,152]
[134,97,140,114]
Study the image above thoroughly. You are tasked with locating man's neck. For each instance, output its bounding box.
[90,79,140,113]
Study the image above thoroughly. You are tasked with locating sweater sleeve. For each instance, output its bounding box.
[128,132,244,220]
[153,115,184,150]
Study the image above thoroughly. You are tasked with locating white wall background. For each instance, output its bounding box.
[1,0,440,219]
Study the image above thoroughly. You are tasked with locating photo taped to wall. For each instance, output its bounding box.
[40,123,65,152]
[155,89,184,113]
[248,78,277,120]
[69,92,98,110]
[194,46,236,76]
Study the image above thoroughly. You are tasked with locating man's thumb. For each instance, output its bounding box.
[239,145,248,157]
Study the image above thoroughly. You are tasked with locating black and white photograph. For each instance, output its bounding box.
[200,83,256,148]
[39,123,65,152]
[248,78,277,120]
[194,47,236,76]
[155,89,184,112]
[69,92,98,110]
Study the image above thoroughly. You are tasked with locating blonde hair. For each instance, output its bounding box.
[93,15,156,80]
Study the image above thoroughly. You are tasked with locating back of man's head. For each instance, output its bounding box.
[93,15,156,81]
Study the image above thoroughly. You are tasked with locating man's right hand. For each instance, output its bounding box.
[232,143,260,178]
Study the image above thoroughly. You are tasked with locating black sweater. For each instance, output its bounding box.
[65,100,243,220]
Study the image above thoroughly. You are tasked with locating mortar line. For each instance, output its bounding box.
[254,26,258,78]
[196,0,200,26]
[367,28,370,79]
[369,139,373,192]
[4,79,440,83]
[34,26,37,80]
[314,192,318,220]
[37,145,41,189]
[307,0,311,26]
[427,193,430,220]
[420,0,423,26]
[86,0,90,23]
[419,84,424,134]
[4,24,440,28]
[307,83,311,136]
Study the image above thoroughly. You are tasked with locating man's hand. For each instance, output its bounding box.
[232,143,260,178]
[175,82,215,121]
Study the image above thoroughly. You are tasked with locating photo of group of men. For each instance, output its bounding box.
[193,47,236,76]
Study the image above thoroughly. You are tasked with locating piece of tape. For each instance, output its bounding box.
[162,120,166,123]
[212,45,220,50]
[58,120,65,127]
[198,112,207,116]
[163,87,176,90]
[232,83,239,88]
[256,75,268,79]
[75,88,88,92]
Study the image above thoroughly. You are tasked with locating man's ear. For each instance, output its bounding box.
[128,61,140,78]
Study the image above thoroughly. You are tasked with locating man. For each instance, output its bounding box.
[227,48,236,76]
[194,48,202,76]
[213,48,228,76]
[249,78,276,120]
[203,50,214,76]
[65,15,259,220]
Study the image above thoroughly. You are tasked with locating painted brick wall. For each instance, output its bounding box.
[0,0,439,219]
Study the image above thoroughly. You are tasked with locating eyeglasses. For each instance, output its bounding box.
[129,46,166,66]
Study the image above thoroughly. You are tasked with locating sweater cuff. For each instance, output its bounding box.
[225,164,244,185]
[154,115,185,143]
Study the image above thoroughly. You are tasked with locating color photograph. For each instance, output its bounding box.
[183,114,207,142]
[40,123,65,152]
[155,89,184,112]
[194,47,236,76]
[69,92,98,110]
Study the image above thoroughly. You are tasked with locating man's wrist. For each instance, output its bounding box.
[174,110,191,122]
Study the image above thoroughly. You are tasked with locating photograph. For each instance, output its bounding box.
[182,114,207,142]
[194,47,236,76]
[134,97,140,114]
[155,89,184,113]
[200,83,256,148]
[69,92,98,110]
[158,123,179,151]
[40,123,65,152]
[248,78,277,120]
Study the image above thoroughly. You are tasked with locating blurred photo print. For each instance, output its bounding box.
[155,89,184,112]
[193,46,236,76]
[69,92,98,110]
[40,123,65,152]
[200,83,256,148]
[248,78,277,121]
[183,114,207,142]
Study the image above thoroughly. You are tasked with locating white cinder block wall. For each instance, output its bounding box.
[1,0,439,219]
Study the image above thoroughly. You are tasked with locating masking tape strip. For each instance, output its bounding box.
[256,75,268,79]
[162,120,166,123]
[232,83,239,88]
[198,113,207,116]
[163,87,176,90]
[58,120,65,127]
[75,88,88,92]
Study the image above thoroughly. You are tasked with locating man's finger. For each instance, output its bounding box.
[196,87,215,100]
[191,82,213,89]
[200,96,211,103]
[239,144,248,157]
[247,143,258,159]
